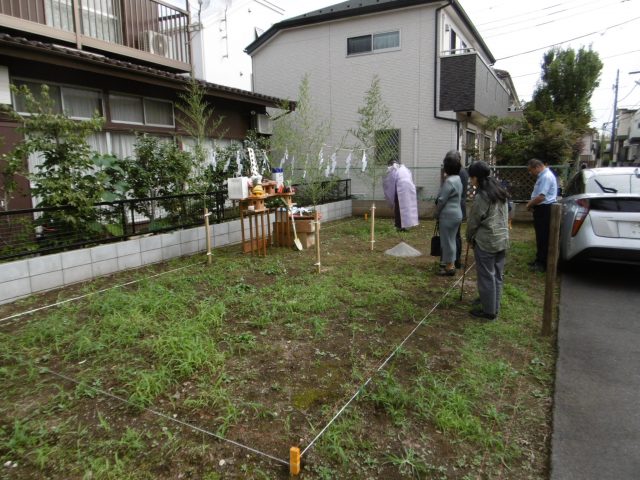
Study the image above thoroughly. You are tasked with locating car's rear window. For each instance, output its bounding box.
[586,175,632,194]
[590,197,640,212]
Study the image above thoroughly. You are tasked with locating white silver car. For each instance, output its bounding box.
[560,167,640,264]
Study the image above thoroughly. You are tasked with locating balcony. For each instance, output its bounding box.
[439,51,512,119]
[0,0,191,72]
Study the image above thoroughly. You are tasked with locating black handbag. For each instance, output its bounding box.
[430,222,441,257]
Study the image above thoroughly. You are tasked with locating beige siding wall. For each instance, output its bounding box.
[252,5,461,200]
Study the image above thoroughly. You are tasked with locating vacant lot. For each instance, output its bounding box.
[0,218,554,479]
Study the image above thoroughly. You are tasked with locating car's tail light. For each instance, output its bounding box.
[571,199,590,236]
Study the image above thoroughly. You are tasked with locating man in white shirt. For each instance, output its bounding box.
[526,158,558,272]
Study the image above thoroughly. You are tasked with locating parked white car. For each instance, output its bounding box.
[560,167,640,264]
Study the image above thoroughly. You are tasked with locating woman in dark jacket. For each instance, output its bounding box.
[466,161,510,320]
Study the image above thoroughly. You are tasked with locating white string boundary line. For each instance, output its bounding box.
[1,216,377,325]
[5,217,455,467]
[41,366,289,467]
[301,263,474,456]
[1,216,359,327]
[0,261,205,326]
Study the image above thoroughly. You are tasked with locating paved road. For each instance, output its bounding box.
[551,263,640,480]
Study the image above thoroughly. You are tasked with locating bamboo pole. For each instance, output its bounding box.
[370,203,376,251]
[459,241,470,300]
[542,204,562,336]
[315,210,321,273]
[204,208,212,265]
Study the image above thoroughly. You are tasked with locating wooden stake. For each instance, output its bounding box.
[370,203,376,251]
[290,446,301,475]
[204,207,212,265]
[542,204,562,336]
[459,241,470,300]
[315,210,321,273]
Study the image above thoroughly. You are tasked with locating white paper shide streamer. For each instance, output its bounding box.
[361,150,368,172]
[236,150,243,176]
[209,149,217,169]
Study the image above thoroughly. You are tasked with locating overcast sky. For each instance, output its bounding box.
[276,0,640,134]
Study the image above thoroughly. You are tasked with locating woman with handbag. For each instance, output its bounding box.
[466,161,510,321]
[434,151,463,276]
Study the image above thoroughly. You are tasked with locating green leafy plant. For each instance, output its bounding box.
[350,75,395,249]
[9,83,106,243]
[270,74,339,207]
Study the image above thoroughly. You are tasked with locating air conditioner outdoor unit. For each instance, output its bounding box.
[253,113,273,135]
[142,31,174,59]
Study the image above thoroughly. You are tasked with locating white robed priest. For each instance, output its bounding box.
[383,160,419,232]
[382,161,421,257]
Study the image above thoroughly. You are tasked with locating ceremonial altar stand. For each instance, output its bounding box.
[239,185,296,255]
[239,196,270,256]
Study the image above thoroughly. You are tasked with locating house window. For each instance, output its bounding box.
[373,31,399,50]
[110,94,144,124]
[12,80,62,114]
[347,31,399,56]
[444,26,470,55]
[144,98,174,127]
[347,35,372,55]
[110,94,174,127]
[12,79,102,119]
[375,129,400,165]
[483,135,492,160]
[62,87,103,119]
[465,130,476,164]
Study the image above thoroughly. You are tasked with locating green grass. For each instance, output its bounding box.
[0,220,554,479]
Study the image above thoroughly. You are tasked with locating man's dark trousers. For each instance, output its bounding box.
[533,204,552,265]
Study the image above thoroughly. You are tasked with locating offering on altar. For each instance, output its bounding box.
[250,174,264,196]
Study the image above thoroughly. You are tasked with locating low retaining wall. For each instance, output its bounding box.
[0,199,352,306]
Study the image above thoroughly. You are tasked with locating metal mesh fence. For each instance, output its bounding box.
[337,164,571,203]
[0,192,225,261]
[0,180,351,261]
[488,164,571,202]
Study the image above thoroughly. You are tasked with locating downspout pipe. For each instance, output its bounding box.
[434,0,460,150]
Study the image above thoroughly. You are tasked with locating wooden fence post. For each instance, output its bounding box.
[542,204,562,336]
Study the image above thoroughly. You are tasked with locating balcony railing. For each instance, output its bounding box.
[439,51,511,119]
[0,0,190,70]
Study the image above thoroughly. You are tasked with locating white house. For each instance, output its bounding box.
[191,0,286,90]
[615,108,640,165]
[245,0,519,199]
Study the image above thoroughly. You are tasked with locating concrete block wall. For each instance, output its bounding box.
[0,199,352,306]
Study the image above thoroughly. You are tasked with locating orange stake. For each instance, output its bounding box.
[290,446,301,475]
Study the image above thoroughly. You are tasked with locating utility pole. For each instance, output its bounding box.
[610,69,619,166]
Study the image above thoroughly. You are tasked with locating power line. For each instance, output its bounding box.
[494,16,640,62]
[480,0,611,32]
[484,0,626,39]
